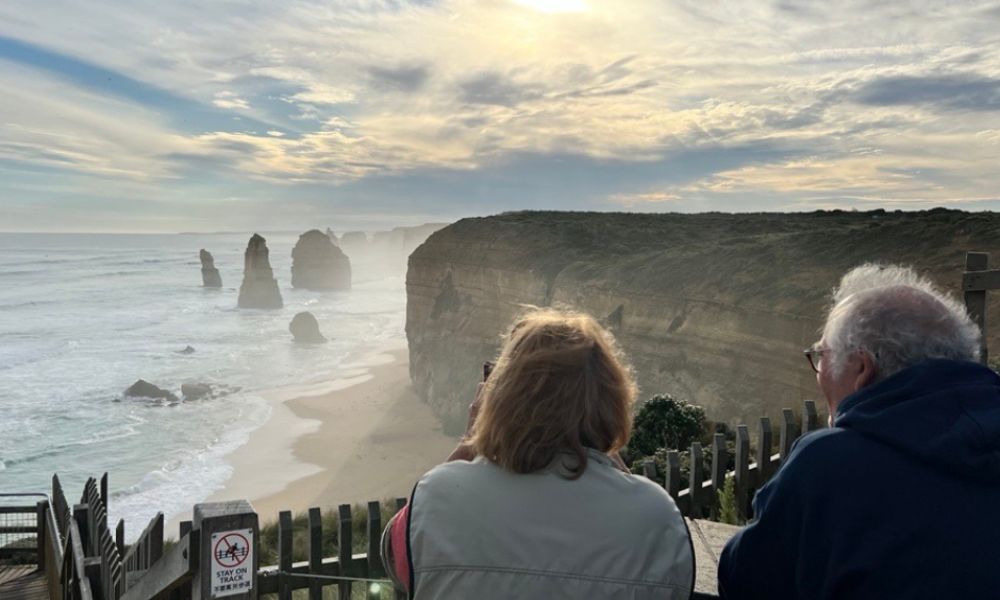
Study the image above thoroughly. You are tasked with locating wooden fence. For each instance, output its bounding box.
[963,251,997,365]
[31,474,408,600]
[643,400,823,522]
[258,500,407,600]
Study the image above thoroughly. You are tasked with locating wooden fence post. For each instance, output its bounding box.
[779,409,798,463]
[710,433,727,520]
[803,400,819,433]
[308,508,323,600]
[338,504,353,599]
[100,473,109,511]
[689,443,705,518]
[174,520,194,600]
[73,501,102,597]
[757,416,772,483]
[641,460,657,482]
[116,519,125,561]
[74,504,92,560]
[192,500,259,600]
[665,450,682,502]
[277,511,293,600]
[367,502,384,600]
[965,252,990,364]
[150,515,164,567]
[36,500,47,572]
[734,426,750,522]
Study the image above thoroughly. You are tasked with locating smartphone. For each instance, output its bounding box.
[482,361,495,381]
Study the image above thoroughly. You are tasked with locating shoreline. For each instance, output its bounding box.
[171,343,458,530]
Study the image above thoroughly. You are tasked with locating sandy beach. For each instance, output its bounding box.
[177,343,459,528]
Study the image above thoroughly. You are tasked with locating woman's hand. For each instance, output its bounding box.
[464,382,485,438]
[446,383,485,463]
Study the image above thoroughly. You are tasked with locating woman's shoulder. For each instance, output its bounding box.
[581,456,684,516]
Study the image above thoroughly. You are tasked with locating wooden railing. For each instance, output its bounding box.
[0,480,91,600]
[643,400,824,522]
[258,499,408,600]
[77,476,124,600]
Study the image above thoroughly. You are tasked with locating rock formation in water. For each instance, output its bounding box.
[326,227,338,244]
[181,382,213,400]
[200,249,223,288]
[290,311,327,343]
[406,210,1000,432]
[237,234,283,309]
[339,231,369,258]
[177,345,196,354]
[290,230,351,290]
[124,379,178,402]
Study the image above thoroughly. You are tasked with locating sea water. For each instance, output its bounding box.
[0,232,406,535]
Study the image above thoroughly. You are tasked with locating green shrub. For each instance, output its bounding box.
[629,394,707,456]
[717,476,742,526]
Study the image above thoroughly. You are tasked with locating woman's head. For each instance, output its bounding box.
[469,308,637,477]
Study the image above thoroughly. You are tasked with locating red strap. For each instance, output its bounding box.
[390,503,411,593]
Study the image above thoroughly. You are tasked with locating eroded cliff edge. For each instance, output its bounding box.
[406,210,1000,432]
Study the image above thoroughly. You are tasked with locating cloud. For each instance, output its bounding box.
[610,191,683,206]
[458,71,545,107]
[212,91,250,110]
[367,63,431,92]
[2,0,1000,231]
[853,73,1000,111]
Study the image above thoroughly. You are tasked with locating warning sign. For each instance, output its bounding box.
[210,529,254,598]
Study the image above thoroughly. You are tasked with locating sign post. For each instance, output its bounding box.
[192,500,259,600]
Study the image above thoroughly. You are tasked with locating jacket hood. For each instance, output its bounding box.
[835,359,1000,483]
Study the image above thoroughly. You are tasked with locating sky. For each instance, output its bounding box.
[1,0,999,232]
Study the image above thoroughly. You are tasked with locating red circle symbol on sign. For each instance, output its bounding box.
[214,533,250,568]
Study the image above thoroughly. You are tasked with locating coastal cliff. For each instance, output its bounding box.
[406,210,1000,431]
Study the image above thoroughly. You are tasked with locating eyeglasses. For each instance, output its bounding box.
[803,346,826,373]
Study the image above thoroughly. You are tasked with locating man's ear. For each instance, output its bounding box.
[853,350,879,391]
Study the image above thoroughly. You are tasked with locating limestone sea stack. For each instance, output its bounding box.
[338,231,368,258]
[289,311,327,343]
[237,233,283,309]
[124,379,178,402]
[200,249,222,287]
[291,229,351,290]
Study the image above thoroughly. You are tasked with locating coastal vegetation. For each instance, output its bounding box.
[626,393,738,488]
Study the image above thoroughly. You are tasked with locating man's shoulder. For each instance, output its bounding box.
[781,427,877,474]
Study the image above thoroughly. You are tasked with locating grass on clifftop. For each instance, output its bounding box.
[256,500,404,599]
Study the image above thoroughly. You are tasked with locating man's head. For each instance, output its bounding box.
[813,264,981,417]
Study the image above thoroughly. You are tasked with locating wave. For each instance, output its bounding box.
[0,299,58,310]
[0,418,145,469]
[106,395,270,541]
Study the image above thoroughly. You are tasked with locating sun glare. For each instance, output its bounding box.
[511,0,589,13]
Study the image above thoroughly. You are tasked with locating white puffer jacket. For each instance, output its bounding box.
[403,449,695,599]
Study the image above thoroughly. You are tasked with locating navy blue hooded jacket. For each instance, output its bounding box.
[718,359,1000,600]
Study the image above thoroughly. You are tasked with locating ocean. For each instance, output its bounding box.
[0,232,407,535]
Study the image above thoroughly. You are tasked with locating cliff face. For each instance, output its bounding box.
[337,224,448,274]
[406,210,1000,432]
